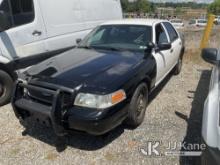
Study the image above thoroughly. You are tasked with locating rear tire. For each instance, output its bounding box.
[174,54,183,75]
[0,70,13,106]
[125,83,148,128]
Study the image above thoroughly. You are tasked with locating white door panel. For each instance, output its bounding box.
[153,49,171,86]
[38,0,122,52]
[153,23,172,85]
[0,0,46,60]
[172,38,182,64]
[44,29,92,51]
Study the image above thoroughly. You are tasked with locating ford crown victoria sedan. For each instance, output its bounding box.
[11,19,185,136]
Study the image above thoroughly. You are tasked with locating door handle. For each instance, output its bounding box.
[170,49,174,53]
[32,30,42,36]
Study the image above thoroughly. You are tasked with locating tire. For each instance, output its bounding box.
[174,54,183,75]
[201,152,209,165]
[0,70,13,106]
[125,83,148,128]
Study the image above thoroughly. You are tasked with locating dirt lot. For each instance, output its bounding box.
[0,29,219,165]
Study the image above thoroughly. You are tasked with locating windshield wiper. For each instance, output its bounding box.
[95,46,129,52]
[77,45,94,49]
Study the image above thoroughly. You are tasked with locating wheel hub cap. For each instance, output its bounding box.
[137,95,145,115]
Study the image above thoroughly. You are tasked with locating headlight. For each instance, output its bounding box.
[74,90,126,109]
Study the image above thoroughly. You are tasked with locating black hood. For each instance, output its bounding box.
[25,48,144,93]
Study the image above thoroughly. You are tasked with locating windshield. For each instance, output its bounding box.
[198,20,207,24]
[189,19,196,24]
[79,25,152,52]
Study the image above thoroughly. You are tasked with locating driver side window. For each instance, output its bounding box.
[155,24,168,44]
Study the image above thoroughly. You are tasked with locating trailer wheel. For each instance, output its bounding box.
[0,70,13,106]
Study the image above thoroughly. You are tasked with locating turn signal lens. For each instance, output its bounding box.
[111,90,126,105]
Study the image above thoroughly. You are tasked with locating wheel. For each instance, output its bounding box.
[125,83,148,128]
[0,70,13,106]
[174,54,183,75]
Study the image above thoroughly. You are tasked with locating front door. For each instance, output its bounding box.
[153,23,172,86]
[0,0,46,60]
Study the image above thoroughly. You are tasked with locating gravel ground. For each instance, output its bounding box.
[0,31,215,165]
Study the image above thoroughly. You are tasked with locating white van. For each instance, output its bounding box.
[0,0,122,106]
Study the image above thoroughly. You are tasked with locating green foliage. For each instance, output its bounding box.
[208,0,220,15]
[157,2,207,9]
[121,0,208,13]
[121,0,155,13]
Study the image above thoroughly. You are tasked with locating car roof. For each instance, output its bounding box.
[101,19,168,26]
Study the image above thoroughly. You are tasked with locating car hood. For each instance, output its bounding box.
[25,48,144,93]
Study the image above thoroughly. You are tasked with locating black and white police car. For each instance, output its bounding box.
[12,19,185,136]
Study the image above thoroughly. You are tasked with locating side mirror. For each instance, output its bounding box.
[144,42,155,58]
[76,38,82,45]
[157,43,171,52]
[0,11,11,32]
[201,48,218,65]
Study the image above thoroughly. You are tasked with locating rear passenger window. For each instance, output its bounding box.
[163,22,178,42]
[155,23,168,44]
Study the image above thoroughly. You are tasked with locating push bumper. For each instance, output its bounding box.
[11,81,127,136]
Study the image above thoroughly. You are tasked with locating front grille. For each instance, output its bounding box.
[28,89,53,104]
[26,84,73,107]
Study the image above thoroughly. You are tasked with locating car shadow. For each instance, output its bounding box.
[22,120,126,152]
[21,72,174,153]
[175,69,211,165]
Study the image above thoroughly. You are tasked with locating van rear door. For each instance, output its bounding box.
[0,0,46,60]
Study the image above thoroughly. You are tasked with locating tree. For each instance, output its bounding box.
[175,7,182,15]
[208,0,220,15]
[120,0,154,13]
[121,0,129,11]
[135,0,151,13]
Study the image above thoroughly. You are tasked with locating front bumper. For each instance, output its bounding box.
[11,81,128,136]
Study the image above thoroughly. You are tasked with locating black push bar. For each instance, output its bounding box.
[11,81,75,136]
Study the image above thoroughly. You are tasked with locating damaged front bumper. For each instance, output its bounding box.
[11,81,127,136]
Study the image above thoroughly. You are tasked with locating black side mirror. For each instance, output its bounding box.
[76,38,82,45]
[144,42,155,58]
[0,11,11,32]
[201,48,218,65]
[157,43,172,52]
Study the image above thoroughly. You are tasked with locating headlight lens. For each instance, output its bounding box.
[74,90,126,109]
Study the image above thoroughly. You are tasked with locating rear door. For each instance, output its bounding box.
[162,22,182,68]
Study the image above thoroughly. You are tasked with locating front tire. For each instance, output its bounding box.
[0,70,13,106]
[125,83,148,128]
